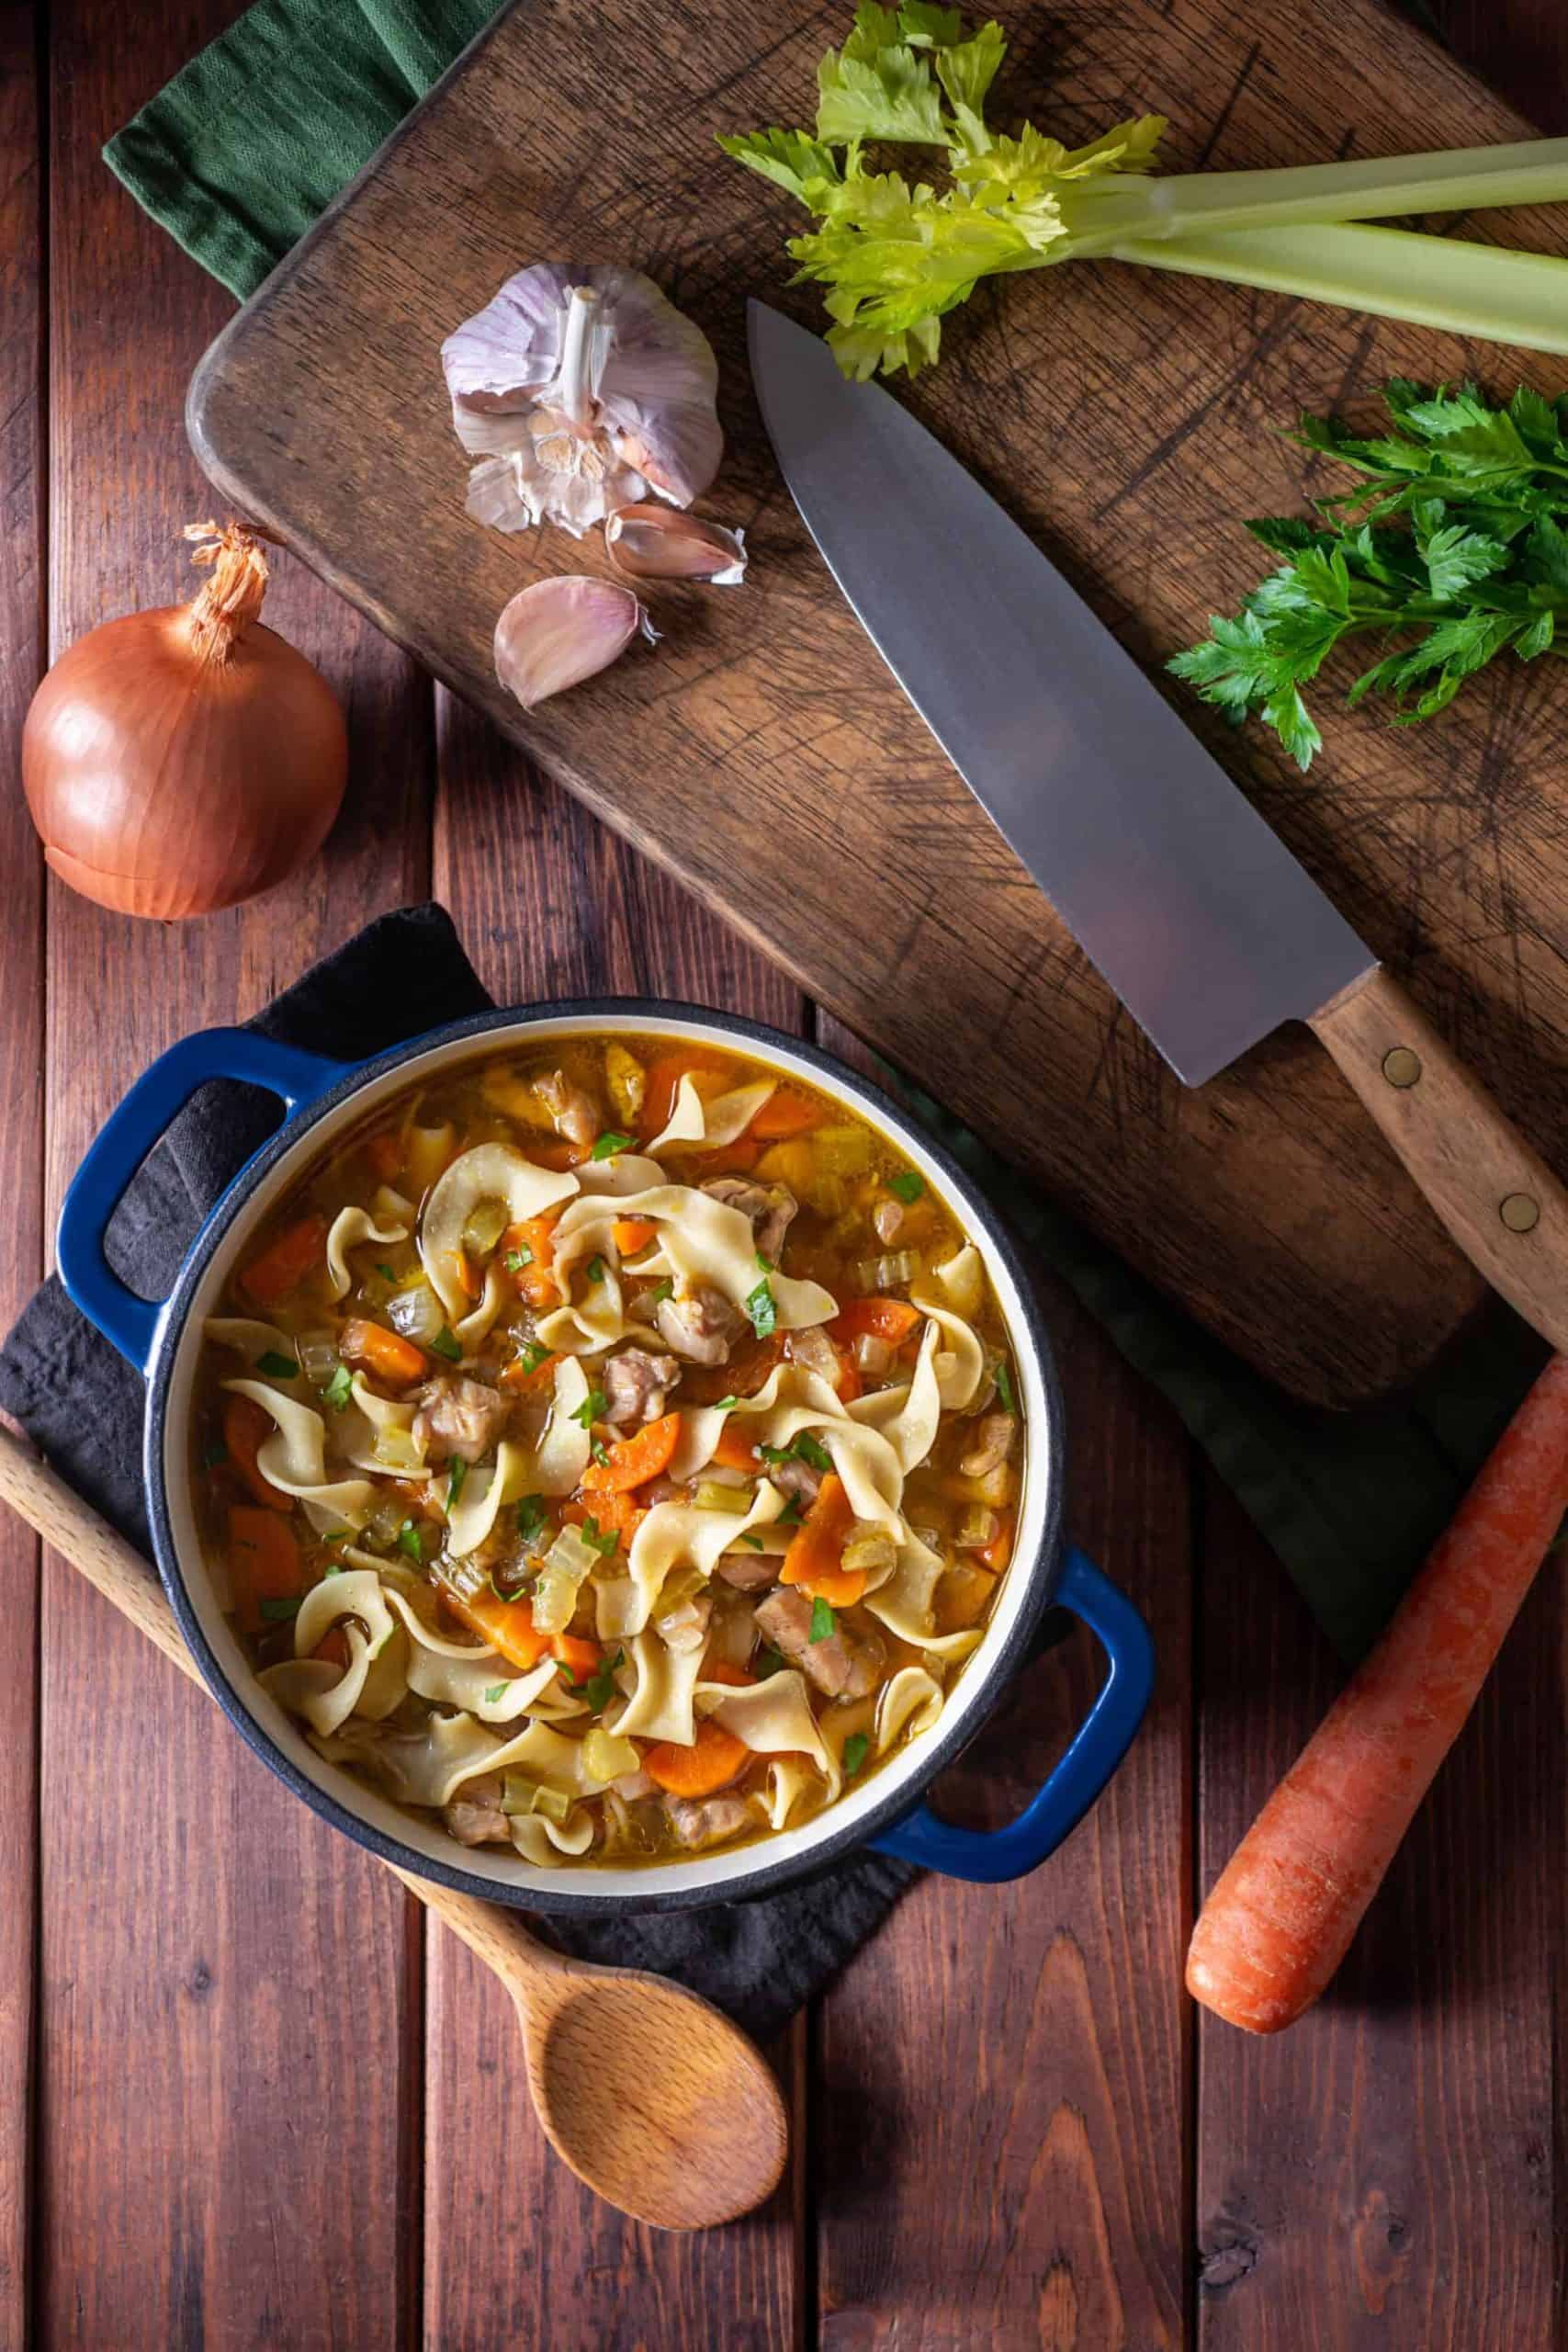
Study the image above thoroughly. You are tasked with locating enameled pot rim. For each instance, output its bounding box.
[142,998,1066,1915]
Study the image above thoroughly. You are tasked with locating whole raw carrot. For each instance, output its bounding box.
[1188,1351,1568,2034]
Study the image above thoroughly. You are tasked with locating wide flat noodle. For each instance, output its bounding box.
[613,1628,707,1744]
[758,1757,818,1831]
[532,1354,592,1495]
[553,1185,834,1331]
[908,1281,986,1411]
[222,1377,378,1529]
[455,1262,508,1349]
[535,1224,626,1357]
[511,1810,595,1864]
[703,1671,840,1800]
[337,1373,424,1477]
[574,1153,667,1196]
[260,1568,404,1736]
[875,1664,944,1753]
[446,1437,531,1555]
[646,1073,775,1154]
[408,1643,558,1724]
[931,1240,984,1319]
[848,1321,942,1475]
[204,1317,295,1364]
[261,1639,372,1736]
[325,1204,410,1299]
[623,1479,785,1635]
[864,1526,984,1662]
[295,1566,397,1659]
[419,1142,579,1316]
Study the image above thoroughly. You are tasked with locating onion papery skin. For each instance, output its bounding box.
[23,605,349,919]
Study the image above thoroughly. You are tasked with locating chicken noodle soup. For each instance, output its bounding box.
[194,1037,1024,1866]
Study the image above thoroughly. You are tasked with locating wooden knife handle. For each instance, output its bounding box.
[1308,967,1568,1351]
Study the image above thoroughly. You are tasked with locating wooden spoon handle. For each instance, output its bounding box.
[0,1425,549,1983]
[1309,966,1568,1349]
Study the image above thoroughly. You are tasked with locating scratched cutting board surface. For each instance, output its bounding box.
[187,0,1568,1409]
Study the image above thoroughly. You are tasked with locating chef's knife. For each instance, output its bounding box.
[749,299,1568,1353]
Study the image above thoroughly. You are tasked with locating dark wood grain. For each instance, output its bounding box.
[0,5,45,2342]
[34,4,432,2345]
[809,1017,1194,2350]
[1194,1468,1561,2349]
[422,688,807,2346]
[186,0,1568,1409]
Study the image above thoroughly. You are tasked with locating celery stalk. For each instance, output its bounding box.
[1108,221,1568,356]
[1066,138,1568,254]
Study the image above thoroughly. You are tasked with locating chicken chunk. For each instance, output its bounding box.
[662,1794,752,1851]
[754,1587,886,1701]
[716,1550,775,1592]
[536,1068,603,1152]
[768,1453,821,1508]
[444,1774,510,1847]
[603,1346,681,1429]
[960,1411,1017,1480]
[702,1176,798,1265]
[412,1373,511,1464]
[656,1282,744,1366]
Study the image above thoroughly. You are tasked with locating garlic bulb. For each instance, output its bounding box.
[604,503,748,585]
[443,265,723,537]
[493,576,656,710]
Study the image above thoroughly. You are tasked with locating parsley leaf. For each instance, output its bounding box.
[586,1255,606,1283]
[713,1393,739,1412]
[255,1350,299,1380]
[446,1456,468,1510]
[430,1326,463,1363]
[570,1389,609,1430]
[516,1494,549,1544]
[483,1682,509,1705]
[515,1340,553,1377]
[755,1645,787,1680]
[376,1261,397,1282]
[395,1520,424,1563]
[994,1358,1016,1416]
[764,1430,832,1476]
[886,1170,925,1204]
[737,1532,766,1551]
[202,1440,227,1468]
[591,1437,612,1466]
[577,1515,619,1559]
[809,1595,836,1642]
[651,1278,675,1304]
[504,1245,532,1272]
[744,1276,778,1339]
[323,1363,354,1413]
[590,1131,632,1161]
[582,1648,626,1712]
[778,1494,804,1527]
[841,1731,871,1778]
[1171,377,1568,768]
[258,1594,303,1623]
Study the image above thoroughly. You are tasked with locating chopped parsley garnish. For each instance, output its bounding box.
[651,1278,675,1304]
[744,1276,777,1339]
[395,1519,424,1563]
[777,1494,804,1527]
[258,1594,302,1623]
[582,1648,625,1712]
[322,1363,354,1413]
[808,1596,836,1643]
[376,1261,396,1282]
[586,1255,606,1284]
[577,1515,620,1560]
[490,1566,533,1604]
[202,1440,227,1468]
[430,1326,463,1363]
[841,1732,870,1779]
[737,1532,766,1551]
[255,1351,299,1380]
[590,1437,611,1466]
[761,1430,832,1476]
[886,1170,925,1204]
[713,1393,739,1412]
[483,1682,508,1705]
[504,1245,532,1273]
[995,1358,1017,1416]
[590,1130,632,1161]
[516,1493,549,1544]
[753,1248,773,1272]
[755,1645,787,1680]
[446,1456,468,1510]
[515,1340,553,1377]
[570,1388,609,1430]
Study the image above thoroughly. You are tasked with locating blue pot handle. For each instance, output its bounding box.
[870,1545,1154,1882]
[57,1028,350,1377]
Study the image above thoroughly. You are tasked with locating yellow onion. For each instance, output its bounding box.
[22,522,348,919]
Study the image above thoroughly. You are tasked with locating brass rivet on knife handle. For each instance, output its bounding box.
[1308,967,1568,1355]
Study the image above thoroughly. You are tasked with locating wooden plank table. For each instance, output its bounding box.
[0,3,1562,2343]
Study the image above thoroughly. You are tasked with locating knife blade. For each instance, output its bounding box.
[750,298,1568,1351]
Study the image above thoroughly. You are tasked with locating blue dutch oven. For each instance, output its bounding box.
[58,1001,1154,1915]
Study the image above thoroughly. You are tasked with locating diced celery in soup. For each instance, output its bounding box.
[193,1038,1024,1868]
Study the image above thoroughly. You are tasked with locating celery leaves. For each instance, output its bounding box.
[719,2,1165,376]
[1169,380,1568,770]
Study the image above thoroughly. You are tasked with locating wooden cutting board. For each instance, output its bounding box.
[186,0,1568,1409]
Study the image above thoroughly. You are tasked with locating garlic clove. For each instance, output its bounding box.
[604,503,748,585]
[493,576,656,711]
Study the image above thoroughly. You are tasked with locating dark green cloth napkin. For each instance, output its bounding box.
[106,0,1551,1663]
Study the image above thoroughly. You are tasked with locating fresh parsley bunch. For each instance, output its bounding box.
[719,3,1163,379]
[1169,379,1568,771]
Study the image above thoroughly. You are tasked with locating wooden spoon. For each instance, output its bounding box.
[0,1425,788,2231]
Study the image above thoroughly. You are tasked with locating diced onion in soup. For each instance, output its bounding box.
[841,1528,897,1578]
[854,1250,922,1294]
[694,1481,751,1514]
[583,1730,639,1782]
[372,1425,424,1476]
[298,1329,340,1386]
[387,1278,445,1343]
[853,1333,893,1377]
[955,1504,998,1550]
[531,1523,599,1632]
[787,1324,840,1384]
[462,1198,508,1255]
[502,1774,572,1823]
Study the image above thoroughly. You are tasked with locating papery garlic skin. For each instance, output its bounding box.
[604,503,748,586]
[444,265,723,537]
[493,576,656,710]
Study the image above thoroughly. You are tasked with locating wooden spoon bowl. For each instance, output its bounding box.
[0,1425,788,2231]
